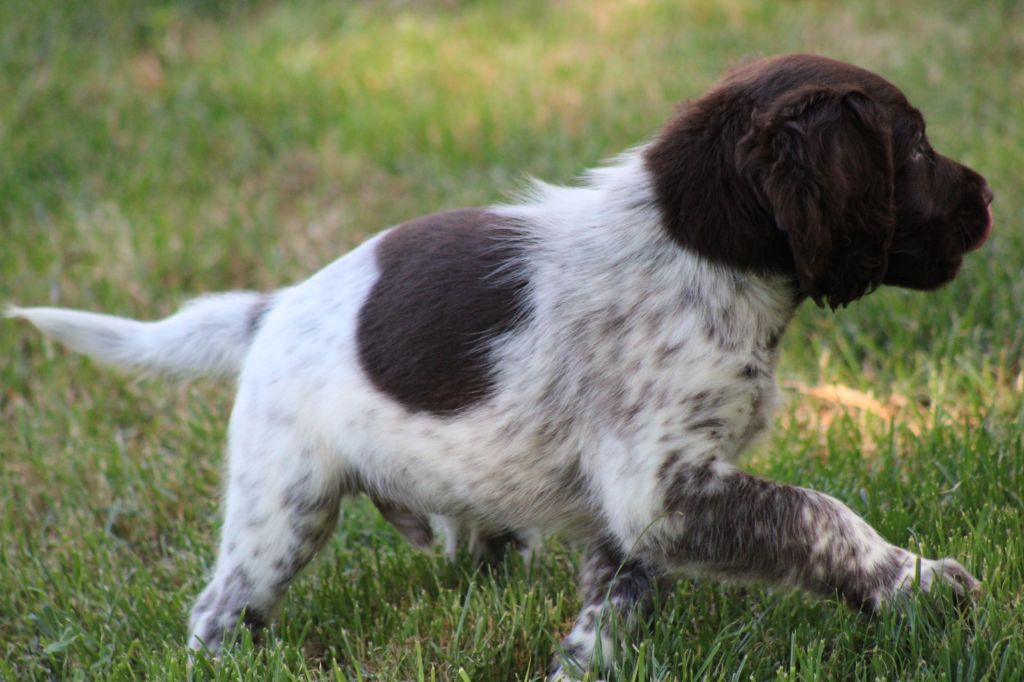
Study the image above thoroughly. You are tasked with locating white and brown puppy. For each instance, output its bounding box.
[9,54,993,678]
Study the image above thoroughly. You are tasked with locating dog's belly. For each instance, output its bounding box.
[332,369,778,542]
[306,343,775,541]
[345,403,600,534]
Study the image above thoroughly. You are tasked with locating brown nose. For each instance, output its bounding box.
[981,183,995,206]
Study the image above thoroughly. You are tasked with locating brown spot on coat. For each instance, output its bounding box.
[357,209,531,415]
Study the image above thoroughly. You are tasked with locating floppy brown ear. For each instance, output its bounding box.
[738,87,895,309]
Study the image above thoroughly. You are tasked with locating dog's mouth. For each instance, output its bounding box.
[966,204,993,252]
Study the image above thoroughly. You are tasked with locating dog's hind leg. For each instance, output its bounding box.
[437,518,539,566]
[187,402,343,654]
[467,527,541,566]
[371,498,434,551]
[368,505,538,566]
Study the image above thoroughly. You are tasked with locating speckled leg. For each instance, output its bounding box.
[372,499,435,550]
[439,517,539,566]
[468,527,541,566]
[648,461,980,611]
[187,414,342,653]
[549,541,655,680]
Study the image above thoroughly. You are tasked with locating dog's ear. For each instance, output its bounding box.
[737,86,895,309]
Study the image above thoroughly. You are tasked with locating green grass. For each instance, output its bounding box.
[2,0,1023,679]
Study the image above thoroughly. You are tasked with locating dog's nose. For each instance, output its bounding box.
[981,182,995,206]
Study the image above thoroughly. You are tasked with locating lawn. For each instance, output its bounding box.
[1,0,1022,679]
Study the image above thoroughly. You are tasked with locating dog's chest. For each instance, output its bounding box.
[537,264,789,463]
[591,317,779,456]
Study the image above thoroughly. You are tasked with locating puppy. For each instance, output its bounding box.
[9,54,992,678]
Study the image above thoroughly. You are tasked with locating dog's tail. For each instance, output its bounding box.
[6,291,271,380]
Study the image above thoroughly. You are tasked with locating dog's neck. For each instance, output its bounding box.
[496,149,799,358]
[613,147,799,354]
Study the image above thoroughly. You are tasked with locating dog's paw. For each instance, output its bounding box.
[894,555,981,607]
[547,664,606,682]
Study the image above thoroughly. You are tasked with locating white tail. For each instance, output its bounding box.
[7,291,270,379]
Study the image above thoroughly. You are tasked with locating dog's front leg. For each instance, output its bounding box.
[549,540,657,680]
[647,462,979,610]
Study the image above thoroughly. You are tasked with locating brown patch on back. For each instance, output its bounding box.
[357,209,530,415]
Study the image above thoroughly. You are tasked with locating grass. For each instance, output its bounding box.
[2,0,1023,679]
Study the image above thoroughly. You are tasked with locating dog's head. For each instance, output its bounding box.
[645,54,993,309]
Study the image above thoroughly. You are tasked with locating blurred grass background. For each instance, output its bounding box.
[2,0,1022,679]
